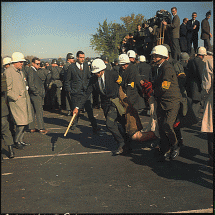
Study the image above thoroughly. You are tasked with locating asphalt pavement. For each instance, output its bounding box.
[1,108,213,213]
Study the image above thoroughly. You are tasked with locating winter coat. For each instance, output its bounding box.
[4,65,33,125]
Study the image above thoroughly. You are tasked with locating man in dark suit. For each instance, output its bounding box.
[179,18,189,52]
[201,10,212,52]
[73,59,131,155]
[187,12,200,54]
[64,51,99,133]
[162,7,181,61]
[185,47,207,120]
[28,57,49,135]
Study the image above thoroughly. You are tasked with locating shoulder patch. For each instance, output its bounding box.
[162,81,171,89]
[116,75,122,84]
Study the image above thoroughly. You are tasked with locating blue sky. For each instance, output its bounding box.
[1,2,213,59]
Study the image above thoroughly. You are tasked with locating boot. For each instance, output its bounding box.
[14,142,24,150]
[8,145,15,158]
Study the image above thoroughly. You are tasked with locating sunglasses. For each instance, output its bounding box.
[35,63,40,65]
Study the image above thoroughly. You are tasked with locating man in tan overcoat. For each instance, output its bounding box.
[201,51,213,167]
[4,52,33,149]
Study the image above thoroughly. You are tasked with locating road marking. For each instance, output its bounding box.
[2,173,13,176]
[3,150,112,160]
[167,208,213,213]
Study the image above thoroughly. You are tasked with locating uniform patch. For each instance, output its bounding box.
[116,75,122,84]
[162,81,171,89]
[130,82,134,88]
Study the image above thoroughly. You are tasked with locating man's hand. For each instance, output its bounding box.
[210,33,212,38]
[162,21,167,26]
[193,25,196,30]
[73,108,79,116]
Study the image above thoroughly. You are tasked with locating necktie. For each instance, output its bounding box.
[80,64,83,71]
[100,78,106,94]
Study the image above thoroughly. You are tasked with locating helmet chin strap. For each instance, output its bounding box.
[153,57,163,65]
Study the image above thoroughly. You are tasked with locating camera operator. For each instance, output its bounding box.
[162,7,181,61]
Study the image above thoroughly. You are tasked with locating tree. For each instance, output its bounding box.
[90,19,126,62]
[120,13,146,35]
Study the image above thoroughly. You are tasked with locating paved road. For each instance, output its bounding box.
[1,108,213,213]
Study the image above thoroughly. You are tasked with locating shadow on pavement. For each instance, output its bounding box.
[128,145,213,190]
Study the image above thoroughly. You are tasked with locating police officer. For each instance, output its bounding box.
[112,58,120,75]
[126,50,146,112]
[185,47,207,120]
[49,59,63,112]
[3,57,12,70]
[151,45,181,161]
[101,55,112,71]
[62,53,75,115]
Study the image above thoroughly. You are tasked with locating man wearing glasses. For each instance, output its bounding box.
[28,57,49,135]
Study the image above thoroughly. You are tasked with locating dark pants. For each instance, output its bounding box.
[50,85,61,109]
[187,37,198,54]
[65,91,72,111]
[105,105,125,149]
[157,102,180,154]
[92,88,100,108]
[1,116,14,146]
[207,132,213,160]
[171,38,181,61]
[14,125,26,143]
[191,100,201,121]
[204,39,212,52]
[72,97,97,130]
[29,95,45,130]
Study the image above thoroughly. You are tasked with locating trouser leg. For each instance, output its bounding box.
[187,37,192,55]
[65,91,72,111]
[192,38,198,53]
[105,106,125,148]
[192,100,201,120]
[1,116,14,146]
[56,87,62,108]
[84,99,97,129]
[207,132,213,160]
[172,38,181,61]
[204,39,212,52]
[29,96,44,130]
[157,103,180,154]
[14,125,25,143]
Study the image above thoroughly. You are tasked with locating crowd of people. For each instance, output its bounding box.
[118,9,212,63]
[1,7,213,167]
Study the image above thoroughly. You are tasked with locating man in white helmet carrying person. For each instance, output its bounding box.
[150,45,181,161]
[73,58,134,155]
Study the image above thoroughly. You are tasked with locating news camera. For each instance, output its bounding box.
[146,10,172,27]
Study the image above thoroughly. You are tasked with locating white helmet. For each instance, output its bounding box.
[127,50,136,58]
[3,57,12,66]
[139,55,146,62]
[197,47,207,56]
[11,52,26,63]
[91,59,106,73]
[150,45,168,58]
[118,54,130,65]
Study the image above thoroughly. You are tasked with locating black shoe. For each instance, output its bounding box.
[113,147,124,156]
[14,142,24,150]
[170,148,180,160]
[21,142,31,146]
[8,145,15,158]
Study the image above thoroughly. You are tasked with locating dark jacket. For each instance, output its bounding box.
[185,56,205,101]
[201,18,210,40]
[64,62,91,106]
[187,19,200,39]
[138,62,151,81]
[77,69,120,116]
[1,72,9,117]
[50,66,63,88]
[28,67,45,98]
[168,14,180,38]
[179,23,188,52]
[120,63,145,110]
[153,60,181,110]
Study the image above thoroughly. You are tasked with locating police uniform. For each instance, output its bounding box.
[153,60,181,156]
[120,63,145,111]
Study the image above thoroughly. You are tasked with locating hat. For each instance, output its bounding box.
[150,45,168,58]
[118,54,130,65]
[3,57,12,66]
[127,50,136,58]
[91,59,106,73]
[139,55,146,62]
[11,52,26,63]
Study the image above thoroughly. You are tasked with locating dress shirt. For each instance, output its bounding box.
[76,62,83,70]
